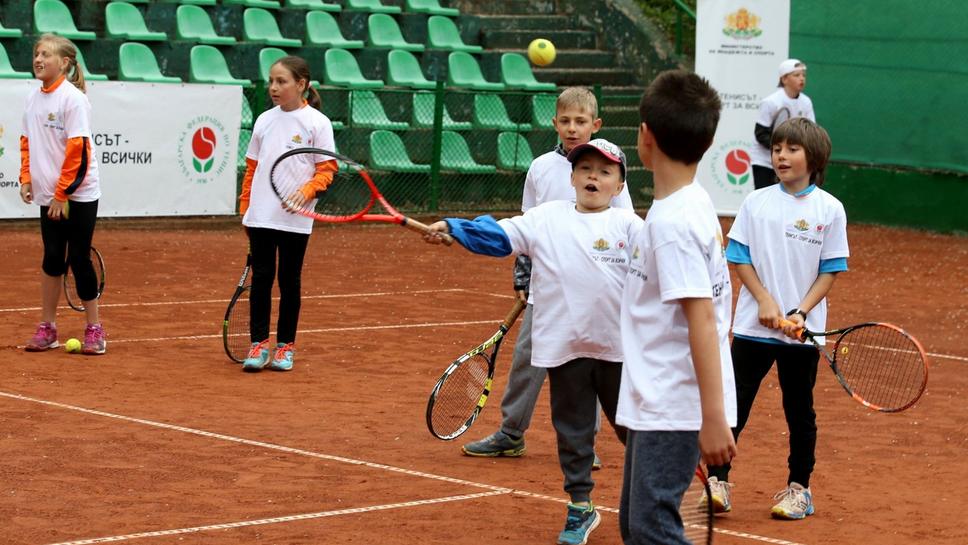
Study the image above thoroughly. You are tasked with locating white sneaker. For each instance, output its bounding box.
[771,482,814,519]
[699,476,732,513]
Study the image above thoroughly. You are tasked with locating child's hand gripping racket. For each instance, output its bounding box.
[780,319,929,412]
[270,148,454,244]
[222,245,252,363]
[426,300,526,440]
[64,246,105,312]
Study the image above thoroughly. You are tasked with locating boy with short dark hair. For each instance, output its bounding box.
[617,70,738,544]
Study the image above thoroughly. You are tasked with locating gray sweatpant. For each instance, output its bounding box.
[499,304,602,437]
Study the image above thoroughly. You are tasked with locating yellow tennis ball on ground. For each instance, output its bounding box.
[65,338,81,353]
[528,39,556,66]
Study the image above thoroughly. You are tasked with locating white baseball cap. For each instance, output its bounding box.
[567,139,627,181]
[778,59,807,78]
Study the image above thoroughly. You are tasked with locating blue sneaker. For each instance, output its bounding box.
[242,340,271,372]
[557,503,601,545]
[771,482,814,520]
[269,342,294,372]
[461,430,526,457]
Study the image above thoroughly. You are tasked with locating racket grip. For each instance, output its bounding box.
[402,218,455,246]
[779,318,805,339]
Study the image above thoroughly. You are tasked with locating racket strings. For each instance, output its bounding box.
[679,470,713,545]
[429,354,492,437]
[836,325,927,410]
[272,151,377,219]
[226,287,251,363]
[65,249,104,311]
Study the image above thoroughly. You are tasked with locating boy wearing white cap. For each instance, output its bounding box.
[751,59,815,189]
[423,139,643,545]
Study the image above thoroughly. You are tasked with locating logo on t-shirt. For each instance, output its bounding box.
[632,246,639,260]
[292,135,302,144]
[794,219,810,232]
[592,238,610,251]
[47,113,55,121]
[816,224,824,233]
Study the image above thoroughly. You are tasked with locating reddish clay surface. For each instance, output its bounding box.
[0,220,966,545]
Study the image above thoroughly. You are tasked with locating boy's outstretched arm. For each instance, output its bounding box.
[423,216,514,257]
[681,297,738,468]
[735,263,783,330]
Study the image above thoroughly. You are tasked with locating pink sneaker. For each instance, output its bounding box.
[25,322,59,351]
[82,323,106,355]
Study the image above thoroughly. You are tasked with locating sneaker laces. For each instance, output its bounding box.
[773,485,806,506]
[32,323,54,341]
[248,340,269,359]
[274,342,294,361]
[85,324,103,344]
[563,505,593,532]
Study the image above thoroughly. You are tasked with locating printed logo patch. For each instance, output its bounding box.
[592,238,610,252]
[794,219,810,232]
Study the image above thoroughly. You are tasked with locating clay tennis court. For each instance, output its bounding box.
[1,219,966,545]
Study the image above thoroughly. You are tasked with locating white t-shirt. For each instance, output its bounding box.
[21,78,100,206]
[617,182,737,432]
[521,149,634,212]
[751,88,816,168]
[728,185,849,345]
[499,200,643,368]
[243,104,335,235]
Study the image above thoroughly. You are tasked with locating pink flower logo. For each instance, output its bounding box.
[192,127,216,173]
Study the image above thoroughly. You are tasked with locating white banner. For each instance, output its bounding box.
[695,0,790,215]
[0,80,242,219]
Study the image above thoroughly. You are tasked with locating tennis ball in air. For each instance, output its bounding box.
[65,338,81,354]
[528,39,556,66]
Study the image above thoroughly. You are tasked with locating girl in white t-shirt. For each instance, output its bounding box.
[706,118,849,520]
[751,59,816,189]
[19,34,105,355]
[238,56,336,373]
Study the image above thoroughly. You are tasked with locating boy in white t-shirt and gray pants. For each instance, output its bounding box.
[424,138,642,545]
[617,70,738,545]
[751,59,815,189]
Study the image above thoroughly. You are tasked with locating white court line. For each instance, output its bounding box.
[1,392,806,545]
[45,491,510,545]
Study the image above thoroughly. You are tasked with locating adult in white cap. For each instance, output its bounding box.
[750,59,816,189]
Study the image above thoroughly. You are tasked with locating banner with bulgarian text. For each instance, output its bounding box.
[695,0,789,215]
[0,80,241,219]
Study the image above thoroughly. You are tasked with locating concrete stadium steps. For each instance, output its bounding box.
[448,0,558,16]
[480,29,597,50]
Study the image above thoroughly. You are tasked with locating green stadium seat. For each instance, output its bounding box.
[105,2,167,41]
[160,0,216,5]
[500,53,556,91]
[0,17,25,38]
[110,0,148,3]
[244,8,302,47]
[345,0,401,14]
[33,0,97,40]
[411,91,471,130]
[446,52,504,91]
[350,91,408,130]
[441,131,496,174]
[190,45,252,85]
[427,16,481,53]
[331,120,344,130]
[473,94,531,131]
[406,0,459,17]
[76,48,108,81]
[305,11,362,48]
[0,43,32,79]
[176,5,237,45]
[369,130,430,173]
[118,42,182,83]
[387,50,435,90]
[323,48,383,89]
[497,132,534,171]
[224,0,282,9]
[532,93,557,129]
[258,47,320,86]
[367,14,424,52]
[287,0,341,11]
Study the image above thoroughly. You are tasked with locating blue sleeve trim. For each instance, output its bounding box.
[444,216,513,258]
[725,239,752,265]
[819,257,848,274]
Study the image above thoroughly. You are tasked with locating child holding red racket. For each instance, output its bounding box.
[424,138,642,545]
[704,117,849,520]
[238,56,336,372]
[19,34,105,355]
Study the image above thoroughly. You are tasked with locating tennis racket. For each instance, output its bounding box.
[681,465,714,545]
[64,246,105,312]
[426,299,527,440]
[223,245,252,363]
[270,148,454,245]
[780,319,929,412]
[770,106,791,133]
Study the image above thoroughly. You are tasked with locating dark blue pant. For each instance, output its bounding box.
[40,200,99,301]
[247,227,310,345]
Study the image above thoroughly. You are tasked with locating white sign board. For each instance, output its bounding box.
[695,0,790,215]
[0,80,242,219]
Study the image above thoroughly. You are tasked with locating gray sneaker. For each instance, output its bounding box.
[592,453,602,471]
[461,430,526,457]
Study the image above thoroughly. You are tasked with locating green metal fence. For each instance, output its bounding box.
[239,83,654,215]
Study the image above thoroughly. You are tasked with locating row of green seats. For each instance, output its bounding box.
[369,130,534,173]
[346,90,546,132]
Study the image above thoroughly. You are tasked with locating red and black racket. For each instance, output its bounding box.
[780,319,929,412]
[681,465,714,545]
[222,244,252,363]
[269,148,453,244]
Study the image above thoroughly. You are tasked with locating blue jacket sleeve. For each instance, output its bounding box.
[725,239,752,265]
[444,216,514,258]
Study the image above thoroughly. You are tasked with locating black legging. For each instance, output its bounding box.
[40,199,99,301]
[247,227,310,345]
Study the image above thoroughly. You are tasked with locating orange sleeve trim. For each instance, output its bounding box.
[239,157,257,216]
[19,136,31,185]
[55,136,88,202]
[299,159,338,201]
